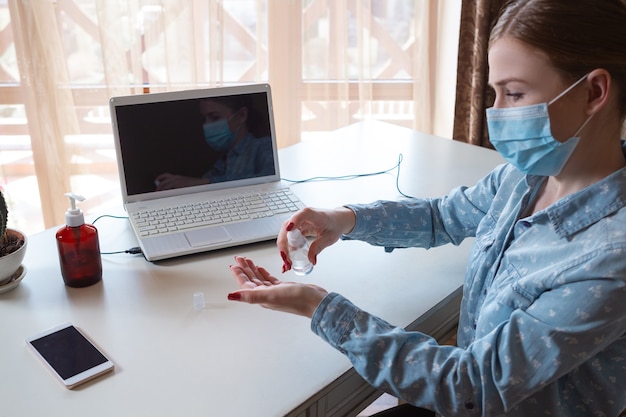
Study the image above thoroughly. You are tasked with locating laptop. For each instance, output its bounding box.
[109,83,305,261]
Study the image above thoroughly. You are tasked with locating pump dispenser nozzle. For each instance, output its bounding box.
[64,192,85,227]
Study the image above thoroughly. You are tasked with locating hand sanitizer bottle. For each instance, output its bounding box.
[55,193,102,287]
[287,229,313,276]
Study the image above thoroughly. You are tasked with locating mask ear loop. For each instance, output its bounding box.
[229,108,246,137]
[551,73,595,139]
[548,73,590,105]
[571,111,595,138]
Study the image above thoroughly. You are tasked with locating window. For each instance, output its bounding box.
[0,0,460,235]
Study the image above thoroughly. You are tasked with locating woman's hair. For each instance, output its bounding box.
[200,94,270,138]
[490,0,626,120]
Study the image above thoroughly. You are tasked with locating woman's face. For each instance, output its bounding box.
[488,37,588,142]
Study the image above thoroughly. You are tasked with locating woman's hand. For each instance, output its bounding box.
[227,256,328,318]
[278,207,356,273]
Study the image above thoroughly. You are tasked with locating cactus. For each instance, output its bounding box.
[0,190,7,241]
[0,190,24,257]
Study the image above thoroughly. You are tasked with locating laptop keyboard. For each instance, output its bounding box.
[131,188,301,237]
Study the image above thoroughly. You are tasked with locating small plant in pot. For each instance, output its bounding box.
[0,190,27,286]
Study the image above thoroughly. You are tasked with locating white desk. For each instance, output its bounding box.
[0,121,503,417]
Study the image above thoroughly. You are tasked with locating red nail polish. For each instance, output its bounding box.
[286,222,294,231]
[227,292,241,301]
[280,251,288,262]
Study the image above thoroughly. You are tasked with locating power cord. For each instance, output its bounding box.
[100,247,143,256]
[91,215,143,256]
[282,153,415,198]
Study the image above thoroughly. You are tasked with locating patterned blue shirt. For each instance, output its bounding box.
[204,132,274,183]
[311,162,626,416]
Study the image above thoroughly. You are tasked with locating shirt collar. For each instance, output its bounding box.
[541,168,626,238]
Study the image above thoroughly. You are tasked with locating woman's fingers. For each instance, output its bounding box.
[230,256,281,288]
[227,256,328,318]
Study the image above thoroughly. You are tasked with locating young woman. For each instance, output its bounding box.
[228,0,626,415]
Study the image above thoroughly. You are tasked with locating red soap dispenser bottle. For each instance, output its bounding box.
[56,193,102,288]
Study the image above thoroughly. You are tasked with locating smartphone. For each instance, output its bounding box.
[26,322,114,389]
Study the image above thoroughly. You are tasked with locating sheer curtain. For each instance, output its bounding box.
[0,0,461,235]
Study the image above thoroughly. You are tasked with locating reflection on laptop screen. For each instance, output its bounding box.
[113,90,276,197]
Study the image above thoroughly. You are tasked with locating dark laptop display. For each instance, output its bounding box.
[114,90,276,198]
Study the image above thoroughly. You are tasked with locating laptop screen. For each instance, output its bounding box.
[110,84,280,202]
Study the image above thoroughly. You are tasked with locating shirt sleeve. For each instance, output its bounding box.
[343,164,508,250]
[253,135,274,176]
[311,271,626,416]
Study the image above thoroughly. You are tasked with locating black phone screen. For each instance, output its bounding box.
[29,325,109,380]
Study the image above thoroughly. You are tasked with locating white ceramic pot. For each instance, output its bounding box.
[0,229,27,286]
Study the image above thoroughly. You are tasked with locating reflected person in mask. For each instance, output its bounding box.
[227,0,626,416]
[154,96,274,190]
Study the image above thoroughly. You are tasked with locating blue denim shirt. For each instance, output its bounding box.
[311,162,626,416]
[204,132,274,183]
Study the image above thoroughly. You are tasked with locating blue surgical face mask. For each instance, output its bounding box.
[486,73,593,176]
[202,117,236,151]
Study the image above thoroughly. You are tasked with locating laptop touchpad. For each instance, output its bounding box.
[185,227,232,247]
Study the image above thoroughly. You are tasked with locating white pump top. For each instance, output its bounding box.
[64,193,85,227]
